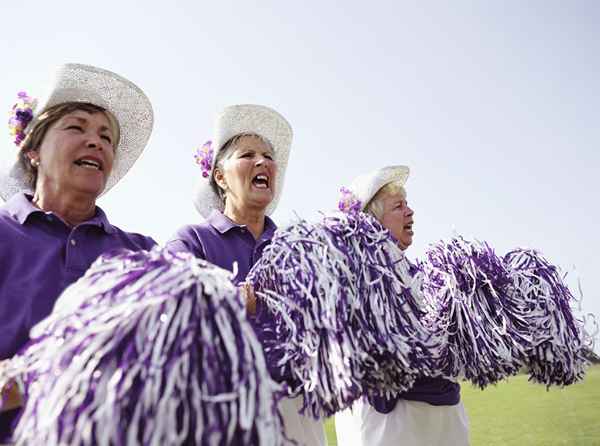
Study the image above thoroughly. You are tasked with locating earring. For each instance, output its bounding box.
[30,159,40,167]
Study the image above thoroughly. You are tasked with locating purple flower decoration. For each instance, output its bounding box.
[338,186,362,214]
[8,91,36,146]
[194,140,214,178]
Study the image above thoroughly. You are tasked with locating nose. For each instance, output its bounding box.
[406,205,414,217]
[255,155,273,166]
[86,132,104,151]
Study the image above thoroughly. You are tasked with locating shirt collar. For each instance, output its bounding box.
[5,192,43,225]
[207,209,277,237]
[5,192,115,234]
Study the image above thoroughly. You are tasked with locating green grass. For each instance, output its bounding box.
[323,365,600,445]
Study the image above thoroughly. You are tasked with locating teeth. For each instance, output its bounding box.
[76,159,101,170]
[253,174,269,189]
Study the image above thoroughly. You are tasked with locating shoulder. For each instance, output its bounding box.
[108,225,157,251]
[166,222,216,258]
[0,205,24,235]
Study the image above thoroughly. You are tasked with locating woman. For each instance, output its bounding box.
[0,63,156,440]
[168,104,327,446]
[334,166,469,446]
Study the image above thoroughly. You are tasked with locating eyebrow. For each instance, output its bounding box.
[64,116,112,133]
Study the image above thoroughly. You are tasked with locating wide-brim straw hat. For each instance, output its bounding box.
[193,104,292,218]
[1,63,153,201]
[340,165,410,213]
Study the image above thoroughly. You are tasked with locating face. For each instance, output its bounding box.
[28,110,116,197]
[379,191,414,250]
[214,135,277,213]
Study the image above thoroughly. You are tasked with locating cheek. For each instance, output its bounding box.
[382,214,404,237]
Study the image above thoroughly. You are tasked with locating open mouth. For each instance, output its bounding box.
[252,174,270,189]
[404,222,414,233]
[74,157,103,171]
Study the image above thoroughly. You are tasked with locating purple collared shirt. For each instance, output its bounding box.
[167,210,291,382]
[0,193,156,359]
[0,193,156,439]
[167,209,276,285]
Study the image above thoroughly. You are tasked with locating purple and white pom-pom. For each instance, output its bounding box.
[248,212,437,418]
[503,248,589,386]
[421,237,591,388]
[421,237,524,387]
[1,248,286,446]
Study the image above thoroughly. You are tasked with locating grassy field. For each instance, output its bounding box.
[323,365,600,445]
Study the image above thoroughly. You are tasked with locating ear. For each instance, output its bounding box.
[25,150,40,163]
[213,167,227,191]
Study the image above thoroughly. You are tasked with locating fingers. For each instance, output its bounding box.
[1,379,23,412]
[242,283,257,315]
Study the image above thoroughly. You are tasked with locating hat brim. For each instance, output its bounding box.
[193,104,292,218]
[349,165,410,211]
[0,64,153,201]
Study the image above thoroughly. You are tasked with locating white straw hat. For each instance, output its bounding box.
[1,63,154,201]
[193,104,292,218]
[339,165,410,213]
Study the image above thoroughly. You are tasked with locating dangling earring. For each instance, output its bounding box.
[30,158,40,168]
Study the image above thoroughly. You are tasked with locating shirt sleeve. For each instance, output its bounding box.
[165,226,206,259]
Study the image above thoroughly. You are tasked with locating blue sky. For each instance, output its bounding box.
[1,1,598,351]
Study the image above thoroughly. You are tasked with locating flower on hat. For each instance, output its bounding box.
[8,91,36,146]
[338,186,362,214]
[194,140,214,178]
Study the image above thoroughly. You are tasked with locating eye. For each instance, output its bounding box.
[264,153,274,160]
[101,134,112,144]
[66,125,83,132]
[240,151,254,158]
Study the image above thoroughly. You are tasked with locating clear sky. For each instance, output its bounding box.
[1,1,598,351]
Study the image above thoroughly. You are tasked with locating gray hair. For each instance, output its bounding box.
[209,133,274,204]
[364,181,407,221]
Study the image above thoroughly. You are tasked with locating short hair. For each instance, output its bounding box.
[364,181,407,221]
[18,102,119,189]
[209,133,274,204]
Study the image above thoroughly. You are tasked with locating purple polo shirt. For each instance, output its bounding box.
[167,210,291,382]
[167,209,276,285]
[0,193,156,438]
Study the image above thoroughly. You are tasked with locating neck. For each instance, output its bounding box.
[32,184,98,227]
[223,202,266,239]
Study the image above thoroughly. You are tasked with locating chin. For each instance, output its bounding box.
[251,195,274,209]
[75,182,106,198]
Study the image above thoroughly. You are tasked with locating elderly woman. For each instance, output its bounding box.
[167,104,327,446]
[334,166,469,446]
[0,64,156,440]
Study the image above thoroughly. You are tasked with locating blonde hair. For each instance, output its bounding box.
[19,102,119,189]
[364,181,407,221]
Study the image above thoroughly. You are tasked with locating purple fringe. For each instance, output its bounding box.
[1,248,287,446]
[248,212,438,418]
[422,238,590,388]
[249,216,590,413]
[422,237,525,387]
[503,248,588,386]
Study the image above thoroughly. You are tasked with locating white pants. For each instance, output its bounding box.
[336,399,469,446]
[335,401,364,446]
[279,395,328,446]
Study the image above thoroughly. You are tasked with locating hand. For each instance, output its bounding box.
[240,282,257,315]
[0,379,23,412]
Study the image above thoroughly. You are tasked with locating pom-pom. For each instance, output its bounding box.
[1,248,286,445]
[421,237,522,388]
[248,212,437,417]
[503,248,589,386]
